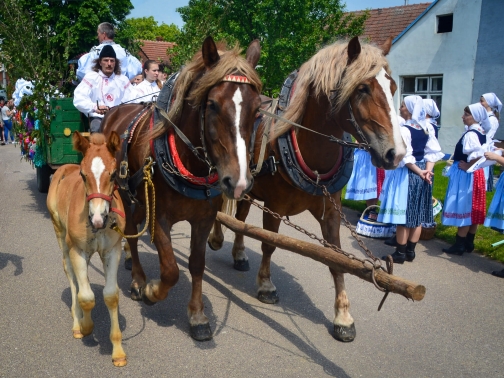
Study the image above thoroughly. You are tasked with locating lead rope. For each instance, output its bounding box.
[113,157,156,243]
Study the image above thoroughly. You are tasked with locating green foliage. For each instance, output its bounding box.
[171,0,368,96]
[125,17,181,42]
[13,0,134,58]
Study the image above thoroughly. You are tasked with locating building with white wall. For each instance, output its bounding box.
[387,0,504,153]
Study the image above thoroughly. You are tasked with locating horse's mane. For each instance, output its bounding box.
[150,42,262,140]
[272,39,389,139]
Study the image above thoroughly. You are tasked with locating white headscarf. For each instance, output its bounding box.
[482,93,502,113]
[423,99,440,118]
[469,103,492,133]
[404,95,427,130]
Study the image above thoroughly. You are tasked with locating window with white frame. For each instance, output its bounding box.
[401,75,443,124]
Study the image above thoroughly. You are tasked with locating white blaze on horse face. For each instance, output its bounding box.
[232,87,248,199]
[89,156,109,227]
[375,68,406,158]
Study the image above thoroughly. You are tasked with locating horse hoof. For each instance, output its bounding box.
[130,286,143,301]
[73,330,83,339]
[124,258,132,271]
[257,290,279,304]
[207,238,222,251]
[112,357,127,367]
[333,323,356,342]
[233,259,250,271]
[142,294,156,306]
[190,323,213,341]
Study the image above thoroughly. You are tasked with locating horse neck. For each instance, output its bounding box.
[295,92,343,171]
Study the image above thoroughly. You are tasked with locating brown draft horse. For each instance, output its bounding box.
[47,132,127,366]
[101,36,262,341]
[208,37,407,342]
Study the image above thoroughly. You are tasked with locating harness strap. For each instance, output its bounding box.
[110,208,125,218]
[252,98,277,176]
[86,193,113,202]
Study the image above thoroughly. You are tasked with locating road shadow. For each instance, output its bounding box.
[22,175,52,220]
[0,251,24,276]
[115,231,350,377]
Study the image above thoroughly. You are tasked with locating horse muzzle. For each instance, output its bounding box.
[221,175,254,200]
[89,212,109,230]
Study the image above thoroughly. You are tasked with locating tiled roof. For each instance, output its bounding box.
[138,40,175,63]
[351,3,432,46]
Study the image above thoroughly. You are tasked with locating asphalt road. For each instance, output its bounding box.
[1,143,503,377]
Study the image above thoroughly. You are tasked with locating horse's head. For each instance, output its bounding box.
[73,131,121,230]
[198,37,262,199]
[341,36,406,169]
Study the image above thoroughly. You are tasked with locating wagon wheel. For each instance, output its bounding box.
[36,164,52,193]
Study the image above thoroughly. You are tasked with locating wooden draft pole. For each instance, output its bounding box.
[216,212,426,301]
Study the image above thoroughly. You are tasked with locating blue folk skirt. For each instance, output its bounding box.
[345,150,377,200]
[378,161,432,227]
[485,173,504,231]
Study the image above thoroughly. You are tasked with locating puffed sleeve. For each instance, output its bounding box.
[76,52,97,81]
[73,75,96,115]
[487,116,499,140]
[424,124,445,162]
[462,132,485,161]
[399,126,415,167]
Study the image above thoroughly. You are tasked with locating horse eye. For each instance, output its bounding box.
[207,100,218,112]
[110,171,117,181]
[358,84,370,94]
[80,171,86,182]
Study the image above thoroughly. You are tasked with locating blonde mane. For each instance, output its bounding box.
[150,42,262,140]
[272,39,389,138]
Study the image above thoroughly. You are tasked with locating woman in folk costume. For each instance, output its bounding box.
[345,114,405,219]
[483,149,504,278]
[480,92,501,140]
[441,103,490,255]
[378,95,444,263]
[134,60,162,103]
[423,98,441,139]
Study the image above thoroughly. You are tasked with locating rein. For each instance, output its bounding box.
[258,100,370,151]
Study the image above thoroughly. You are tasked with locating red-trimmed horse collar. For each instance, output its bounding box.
[222,75,250,84]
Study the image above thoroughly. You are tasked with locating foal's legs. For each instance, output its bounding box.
[69,247,95,337]
[62,246,83,338]
[256,211,281,304]
[314,201,356,342]
[101,242,127,367]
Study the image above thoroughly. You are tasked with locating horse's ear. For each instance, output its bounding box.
[246,39,261,69]
[73,131,89,155]
[380,36,393,56]
[107,131,121,155]
[202,36,220,69]
[347,36,361,66]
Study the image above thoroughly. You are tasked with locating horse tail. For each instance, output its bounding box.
[219,195,237,234]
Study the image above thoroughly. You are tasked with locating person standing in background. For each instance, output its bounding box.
[423,98,441,139]
[2,99,15,144]
[134,60,162,103]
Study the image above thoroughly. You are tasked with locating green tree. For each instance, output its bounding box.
[125,16,181,42]
[172,0,368,95]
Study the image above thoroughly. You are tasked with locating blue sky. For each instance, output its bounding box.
[129,0,429,28]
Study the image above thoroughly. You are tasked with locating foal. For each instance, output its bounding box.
[47,131,126,367]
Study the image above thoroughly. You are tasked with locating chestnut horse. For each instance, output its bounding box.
[47,132,127,366]
[101,36,262,341]
[208,37,406,342]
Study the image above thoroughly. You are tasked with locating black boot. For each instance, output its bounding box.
[442,234,466,255]
[382,243,407,264]
[384,234,397,247]
[465,232,475,253]
[406,241,416,262]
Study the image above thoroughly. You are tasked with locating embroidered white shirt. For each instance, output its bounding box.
[73,70,138,118]
[462,124,488,161]
[134,80,161,103]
